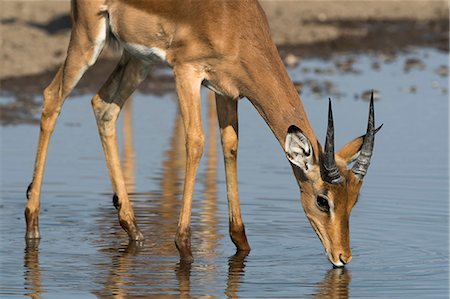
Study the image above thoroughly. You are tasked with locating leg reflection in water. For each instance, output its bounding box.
[94,92,243,297]
[24,239,43,299]
[225,251,249,299]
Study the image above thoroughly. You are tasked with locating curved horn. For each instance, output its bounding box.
[321,99,344,184]
[352,91,377,179]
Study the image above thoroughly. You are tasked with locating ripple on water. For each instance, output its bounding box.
[0,48,448,298]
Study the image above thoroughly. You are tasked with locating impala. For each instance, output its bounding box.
[25,0,381,267]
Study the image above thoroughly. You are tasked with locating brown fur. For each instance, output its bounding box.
[26,0,372,266]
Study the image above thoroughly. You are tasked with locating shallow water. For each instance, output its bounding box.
[1,48,448,298]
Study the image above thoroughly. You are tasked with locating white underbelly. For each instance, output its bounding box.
[202,79,226,96]
[122,42,167,62]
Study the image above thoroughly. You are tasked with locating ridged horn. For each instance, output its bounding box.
[352,91,377,179]
[321,99,344,184]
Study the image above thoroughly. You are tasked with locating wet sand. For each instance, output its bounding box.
[1,0,448,79]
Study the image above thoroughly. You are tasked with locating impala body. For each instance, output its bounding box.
[25,0,380,267]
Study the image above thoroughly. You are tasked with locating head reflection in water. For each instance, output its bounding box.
[312,268,352,299]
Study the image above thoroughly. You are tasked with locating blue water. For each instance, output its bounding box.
[0,48,448,298]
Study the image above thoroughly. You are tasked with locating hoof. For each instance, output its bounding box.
[130,230,145,242]
[175,227,193,263]
[25,238,40,250]
[126,226,144,242]
[25,228,41,240]
[179,254,194,264]
[119,218,144,241]
[230,224,251,252]
[178,248,193,264]
[176,260,192,275]
[125,240,144,254]
[25,207,40,239]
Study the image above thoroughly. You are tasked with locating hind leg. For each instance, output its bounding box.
[26,11,107,239]
[215,94,250,252]
[92,53,151,241]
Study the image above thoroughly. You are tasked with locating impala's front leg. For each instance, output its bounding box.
[92,54,150,241]
[174,66,204,263]
[215,95,250,252]
[26,14,107,239]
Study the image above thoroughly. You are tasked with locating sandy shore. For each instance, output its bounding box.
[1,0,448,80]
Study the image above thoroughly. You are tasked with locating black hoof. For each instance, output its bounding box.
[130,230,145,242]
[125,240,144,254]
[25,224,41,239]
[25,207,40,239]
[118,218,144,241]
[25,237,40,250]
[175,227,193,263]
[230,224,251,252]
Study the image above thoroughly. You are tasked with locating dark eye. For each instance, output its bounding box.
[316,195,330,212]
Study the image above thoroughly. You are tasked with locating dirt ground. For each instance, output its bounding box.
[1,0,448,79]
[0,0,448,123]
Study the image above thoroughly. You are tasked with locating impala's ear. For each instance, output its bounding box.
[337,136,364,165]
[285,125,315,173]
[337,124,383,165]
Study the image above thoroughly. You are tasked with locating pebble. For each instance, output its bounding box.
[403,58,426,73]
[379,52,397,63]
[335,58,356,73]
[317,13,327,22]
[314,67,335,75]
[431,81,440,89]
[301,67,311,74]
[371,62,381,71]
[402,86,417,94]
[361,90,381,101]
[435,65,449,77]
[304,79,341,98]
[284,53,300,68]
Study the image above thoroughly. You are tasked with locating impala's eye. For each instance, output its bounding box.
[316,195,330,212]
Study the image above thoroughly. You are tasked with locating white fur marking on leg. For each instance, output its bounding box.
[89,19,107,66]
[124,43,167,62]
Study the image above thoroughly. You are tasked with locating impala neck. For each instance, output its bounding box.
[241,49,320,160]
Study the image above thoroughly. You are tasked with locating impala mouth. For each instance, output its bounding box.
[309,219,349,267]
[330,256,345,268]
[328,253,351,268]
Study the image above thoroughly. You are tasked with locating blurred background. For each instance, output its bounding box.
[1,0,448,122]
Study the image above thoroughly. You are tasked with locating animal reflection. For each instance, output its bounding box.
[312,268,352,299]
[24,240,43,299]
[225,251,248,299]
[94,93,231,297]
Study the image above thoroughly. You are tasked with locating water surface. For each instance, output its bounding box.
[1,48,448,298]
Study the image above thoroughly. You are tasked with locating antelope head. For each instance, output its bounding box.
[285,95,381,267]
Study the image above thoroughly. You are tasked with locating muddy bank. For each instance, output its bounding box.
[0,0,448,124]
[0,59,175,125]
[1,0,448,78]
